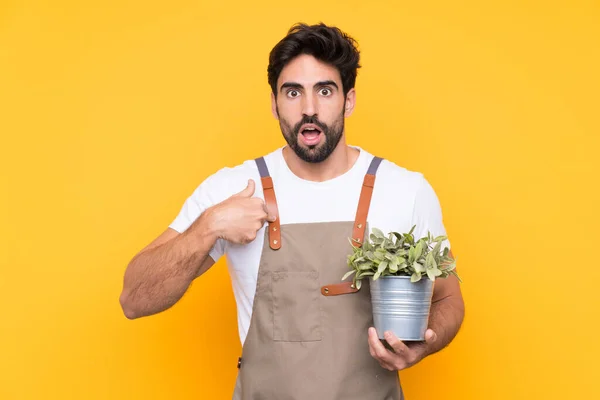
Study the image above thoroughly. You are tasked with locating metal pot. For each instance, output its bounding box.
[369,275,434,341]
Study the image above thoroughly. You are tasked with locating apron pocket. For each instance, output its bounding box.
[272,270,322,342]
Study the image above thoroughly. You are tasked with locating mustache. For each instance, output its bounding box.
[293,115,328,134]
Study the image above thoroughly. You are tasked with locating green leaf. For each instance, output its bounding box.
[377,260,389,274]
[374,249,385,261]
[432,240,441,257]
[426,268,437,281]
[415,240,424,260]
[425,252,433,268]
[433,235,447,242]
[408,247,415,263]
[413,261,425,273]
[342,270,356,281]
[359,263,373,271]
[411,272,421,282]
[372,228,385,238]
[356,279,362,289]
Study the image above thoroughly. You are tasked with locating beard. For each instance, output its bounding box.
[278,108,345,164]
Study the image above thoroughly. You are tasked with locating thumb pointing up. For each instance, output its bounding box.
[234,179,256,198]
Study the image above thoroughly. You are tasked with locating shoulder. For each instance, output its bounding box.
[373,155,426,194]
[193,148,282,203]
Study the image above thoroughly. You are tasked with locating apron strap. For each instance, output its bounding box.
[351,156,383,248]
[323,155,384,297]
[255,157,281,250]
[254,154,383,252]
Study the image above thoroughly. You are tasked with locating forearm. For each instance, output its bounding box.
[424,293,465,355]
[120,217,217,319]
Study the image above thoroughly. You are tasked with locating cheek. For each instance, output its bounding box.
[277,101,301,117]
[277,103,303,124]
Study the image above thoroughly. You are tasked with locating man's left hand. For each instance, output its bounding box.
[367,327,437,371]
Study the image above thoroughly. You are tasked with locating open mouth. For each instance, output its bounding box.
[300,124,323,146]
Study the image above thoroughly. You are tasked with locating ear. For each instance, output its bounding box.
[271,92,279,120]
[344,88,356,117]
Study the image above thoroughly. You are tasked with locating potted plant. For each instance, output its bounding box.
[343,225,461,341]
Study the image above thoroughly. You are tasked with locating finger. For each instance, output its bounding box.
[384,330,410,355]
[368,334,396,371]
[261,200,277,222]
[233,179,255,198]
[368,327,393,364]
[424,328,438,344]
[368,333,390,370]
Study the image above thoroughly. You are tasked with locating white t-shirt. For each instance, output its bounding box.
[169,145,450,346]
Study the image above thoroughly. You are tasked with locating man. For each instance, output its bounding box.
[120,22,464,399]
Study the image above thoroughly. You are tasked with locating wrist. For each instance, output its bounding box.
[196,206,222,242]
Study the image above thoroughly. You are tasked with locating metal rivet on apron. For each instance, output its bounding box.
[350,284,355,289]
[355,238,361,242]
[273,239,278,245]
[357,223,362,228]
[324,288,329,294]
[273,227,277,231]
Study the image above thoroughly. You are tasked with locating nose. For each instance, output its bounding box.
[301,92,317,117]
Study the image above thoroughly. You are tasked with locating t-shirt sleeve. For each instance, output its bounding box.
[411,175,451,252]
[169,174,226,263]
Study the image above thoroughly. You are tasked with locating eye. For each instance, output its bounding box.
[287,90,300,98]
[319,88,332,96]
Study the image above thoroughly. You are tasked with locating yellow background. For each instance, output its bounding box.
[1,0,599,399]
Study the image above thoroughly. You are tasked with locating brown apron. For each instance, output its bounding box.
[232,154,403,400]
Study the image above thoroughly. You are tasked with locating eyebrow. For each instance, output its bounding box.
[279,80,339,94]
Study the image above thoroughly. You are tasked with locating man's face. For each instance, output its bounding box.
[271,54,355,163]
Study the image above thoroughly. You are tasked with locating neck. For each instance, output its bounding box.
[282,138,360,182]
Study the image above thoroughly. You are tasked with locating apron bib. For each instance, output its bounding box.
[232,155,403,400]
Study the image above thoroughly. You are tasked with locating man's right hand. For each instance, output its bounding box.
[203,179,276,245]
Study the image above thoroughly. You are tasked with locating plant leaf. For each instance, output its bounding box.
[358,263,373,270]
[408,247,415,263]
[377,260,388,274]
[372,227,385,238]
[389,258,399,273]
[415,240,424,260]
[432,240,441,257]
[342,270,356,281]
[413,261,425,273]
[426,268,437,281]
[411,272,421,282]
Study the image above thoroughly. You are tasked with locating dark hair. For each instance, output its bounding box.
[267,22,361,97]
